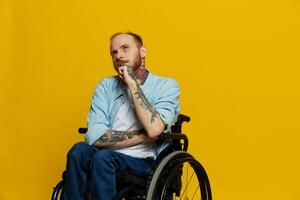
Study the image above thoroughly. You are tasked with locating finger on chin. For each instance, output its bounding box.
[118,66,125,74]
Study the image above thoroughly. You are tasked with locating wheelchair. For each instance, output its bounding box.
[52,114,212,200]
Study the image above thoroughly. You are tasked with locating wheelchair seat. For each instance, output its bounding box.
[52,114,212,200]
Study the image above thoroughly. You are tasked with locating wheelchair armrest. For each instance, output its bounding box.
[171,114,190,133]
[78,128,87,134]
[178,114,190,123]
[168,133,188,151]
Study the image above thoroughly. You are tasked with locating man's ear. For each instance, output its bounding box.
[140,46,147,58]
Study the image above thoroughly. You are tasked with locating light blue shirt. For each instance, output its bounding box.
[85,71,180,155]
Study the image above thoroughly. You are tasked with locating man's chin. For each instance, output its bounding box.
[114,63,140,71]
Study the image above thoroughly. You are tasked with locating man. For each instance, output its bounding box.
[63,32,180,200]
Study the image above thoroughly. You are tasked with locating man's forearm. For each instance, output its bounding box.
[93,129,152,149]
[126,68,164,138]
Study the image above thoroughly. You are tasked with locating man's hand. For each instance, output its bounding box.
[118,65,139,87]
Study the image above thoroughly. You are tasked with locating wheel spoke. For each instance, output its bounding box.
[180,164,195,200]
[191,184,200,200]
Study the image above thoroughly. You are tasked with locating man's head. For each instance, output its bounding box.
[110,32,147,72]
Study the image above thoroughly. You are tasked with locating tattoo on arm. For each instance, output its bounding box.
[135,87,160,123]
[99,130,141,143]
[127,67,160,123]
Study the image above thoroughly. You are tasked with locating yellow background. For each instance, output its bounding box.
[1,0,299,199]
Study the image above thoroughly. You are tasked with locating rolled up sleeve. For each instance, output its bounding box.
[153,78,180,133]
[85,81,110,145]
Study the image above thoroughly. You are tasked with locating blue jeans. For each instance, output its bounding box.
[63,142,153,200]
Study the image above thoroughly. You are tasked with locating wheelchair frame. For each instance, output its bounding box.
[52,114,212,200]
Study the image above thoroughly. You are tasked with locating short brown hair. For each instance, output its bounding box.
[110,32,143,48]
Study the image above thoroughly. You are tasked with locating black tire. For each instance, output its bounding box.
[51,180,64,200]
[146,151,212,200]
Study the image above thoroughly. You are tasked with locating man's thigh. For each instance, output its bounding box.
[92,149,153,176]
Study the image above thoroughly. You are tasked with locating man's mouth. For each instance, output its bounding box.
[118,60,129,66]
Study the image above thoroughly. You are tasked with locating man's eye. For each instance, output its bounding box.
[123,46,128,51]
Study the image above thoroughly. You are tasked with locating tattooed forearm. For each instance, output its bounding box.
[99,130,141,143]
[135,87,160,123]
[127,67,160,123]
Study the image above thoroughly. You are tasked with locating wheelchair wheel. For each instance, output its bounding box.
[51,180,64,200]
[146,151,212,200]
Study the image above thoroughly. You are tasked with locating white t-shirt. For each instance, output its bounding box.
[113,87,156,159]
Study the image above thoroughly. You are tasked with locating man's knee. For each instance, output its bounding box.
[67,142,91,161]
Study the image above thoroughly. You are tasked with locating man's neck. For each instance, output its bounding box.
[135,66,149,85]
